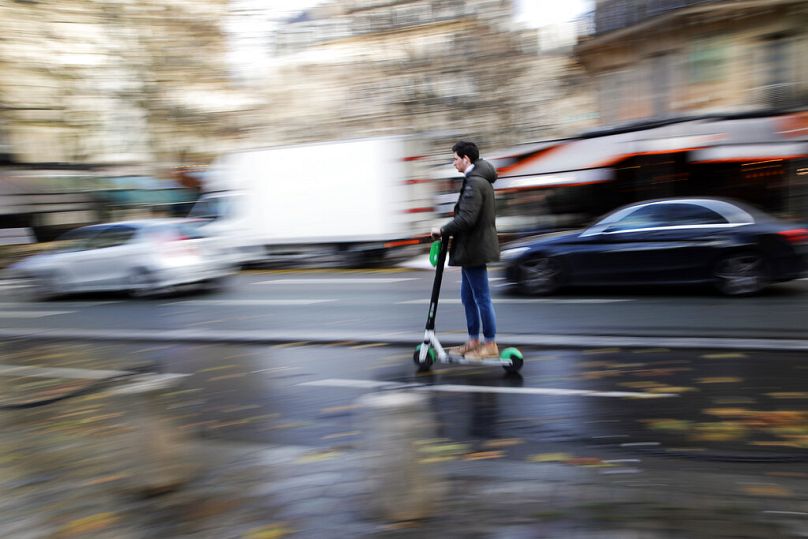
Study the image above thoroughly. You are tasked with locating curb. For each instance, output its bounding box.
[1,328,807,351]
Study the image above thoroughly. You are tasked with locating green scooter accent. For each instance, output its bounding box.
[500,347,524,374]
[429,240,442,268]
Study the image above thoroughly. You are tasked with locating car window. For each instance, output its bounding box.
[606,205,669,232]
[86,226,137,249]
[666,203,728,225]
[189,196,222,220]
[176,222,207,239]
[53,227,101,251]
[147,223,205,241]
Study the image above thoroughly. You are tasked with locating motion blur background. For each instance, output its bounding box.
[2,3,808,538]
[1,0,806,262]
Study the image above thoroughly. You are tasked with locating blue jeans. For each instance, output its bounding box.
[460,265,496,341]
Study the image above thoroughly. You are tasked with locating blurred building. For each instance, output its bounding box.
[577,0,808,124]
[256,0,597,148]
[455,1,808,233]
[0,0,253,238]
[482,0,808,224]
[0,0,258,168]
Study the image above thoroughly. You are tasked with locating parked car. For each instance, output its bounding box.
[501,198,808,296]
[7,219,235,298]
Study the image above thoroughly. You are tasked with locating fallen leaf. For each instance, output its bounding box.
[463,451,504,461]
[644,419,692,431]
[698,377,743,384]
[60,513,118,536]
[482,438,523,449]
[528,452,571,463]
[244,523,294,539]
[740,484,792,497]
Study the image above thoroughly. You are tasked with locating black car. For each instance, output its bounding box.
[501,198,808,296]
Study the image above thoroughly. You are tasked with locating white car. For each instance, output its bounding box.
[7,219,235,298]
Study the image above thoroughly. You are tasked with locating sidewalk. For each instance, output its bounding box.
[2,388,808,538]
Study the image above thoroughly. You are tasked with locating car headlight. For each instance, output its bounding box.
[501,247,530,261]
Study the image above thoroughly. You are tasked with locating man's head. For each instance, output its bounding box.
[452,141,479,174]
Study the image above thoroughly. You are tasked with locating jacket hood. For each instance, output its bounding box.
[469,158,497,184]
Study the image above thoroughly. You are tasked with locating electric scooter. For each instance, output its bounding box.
[413,236,524,374]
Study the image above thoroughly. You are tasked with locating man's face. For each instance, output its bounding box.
[452,152,470,173]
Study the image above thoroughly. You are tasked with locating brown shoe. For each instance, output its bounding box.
[465,342,499,360]
[447,340,479,357]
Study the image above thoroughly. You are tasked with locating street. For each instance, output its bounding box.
[1,266,807,342]
[1,266,807,536]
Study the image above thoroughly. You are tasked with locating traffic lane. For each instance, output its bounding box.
[1,293,807,342]
[0,271,807,338]
[4,339,805,463]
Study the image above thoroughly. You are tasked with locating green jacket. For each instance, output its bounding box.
[440,158,499,267]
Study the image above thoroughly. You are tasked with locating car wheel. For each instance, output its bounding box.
[128,269,159,298]
[714,252,768,296]
[26,272,63,301]
[518,255,564,295]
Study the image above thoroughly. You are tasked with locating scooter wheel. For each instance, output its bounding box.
[500,347,524,374]
[413,344,435,372]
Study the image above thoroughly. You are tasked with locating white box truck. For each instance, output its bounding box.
[189,136,435,266]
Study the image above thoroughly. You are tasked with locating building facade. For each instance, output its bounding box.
[577,0,808,125]
[259,0,596,149]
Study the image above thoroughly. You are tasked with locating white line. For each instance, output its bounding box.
[0,311,73,318]
[298,379,404,390]
[397,298,632,304]
[297,378,675,399]
[0,302,116,308]
[620,442,661,447]
[166,299,336,306]
[256,278,418,285]
[421,384,672,398]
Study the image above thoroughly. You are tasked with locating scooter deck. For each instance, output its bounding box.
[437,353,514,368]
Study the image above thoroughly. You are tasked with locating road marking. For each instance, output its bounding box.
[397,298,632,304]
[0,311,73,318]
[297,378,676,399]
[620,442,661,447]
[166,299,336,306]
[256,278,418,285]
[271,341,311,349]
[351,342,389,349]
[0,301,116,308]
[300,379,403,389]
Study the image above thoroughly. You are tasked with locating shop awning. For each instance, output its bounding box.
[497,114,808,178]
[496,168,614,191]
[501,121,718,177]
[689,142,808,163]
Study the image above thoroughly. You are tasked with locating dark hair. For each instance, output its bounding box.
[452,141,479,163]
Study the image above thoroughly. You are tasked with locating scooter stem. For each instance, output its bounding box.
[425,235,450,331]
